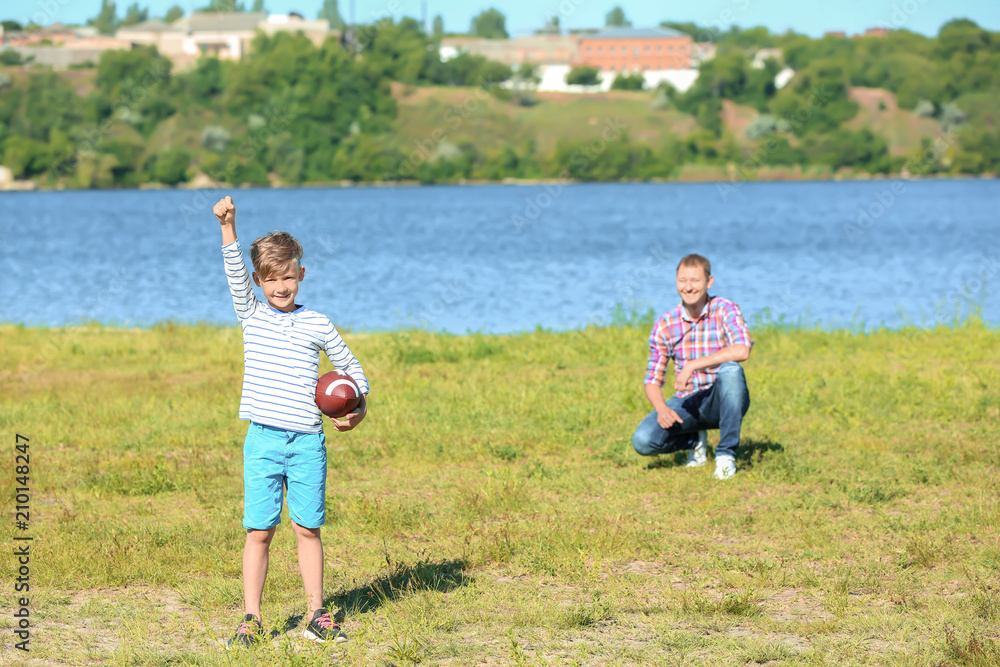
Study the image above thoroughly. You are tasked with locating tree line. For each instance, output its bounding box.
[0,16,998,187]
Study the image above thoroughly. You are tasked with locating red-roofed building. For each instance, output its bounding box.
[576,26,692,72]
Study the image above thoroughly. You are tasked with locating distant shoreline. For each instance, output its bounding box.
[2,170,996,193]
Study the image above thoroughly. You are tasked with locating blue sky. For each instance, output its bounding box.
[14,0,1000,37]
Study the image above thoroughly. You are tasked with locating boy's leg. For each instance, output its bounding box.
[631,395,704,456]
[285,429,328,613]
[243,527,276,618]
[242,422,286,619]
[292,521,324,614]
[698,362,750,460]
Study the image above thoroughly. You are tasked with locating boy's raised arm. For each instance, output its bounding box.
[214,196,237,246]
[214,196,258,320]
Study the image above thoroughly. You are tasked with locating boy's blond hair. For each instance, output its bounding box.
[676,254,711,278]
[250,231,303,278]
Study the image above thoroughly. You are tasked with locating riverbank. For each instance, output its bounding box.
[2,322,998,664]
[6,167,995,193]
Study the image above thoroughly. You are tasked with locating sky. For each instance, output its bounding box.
[8,0,1000,37]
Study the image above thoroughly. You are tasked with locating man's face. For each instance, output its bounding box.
[253,261,304,312]
[676,264,714,311]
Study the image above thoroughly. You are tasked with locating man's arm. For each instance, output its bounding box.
[673,300,753,393]
[673,344,750,393]
[645,382,683,429]
[643,321,684,429]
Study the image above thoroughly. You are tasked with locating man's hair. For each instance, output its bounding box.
[250,231,303,278]
[676,254,711,277]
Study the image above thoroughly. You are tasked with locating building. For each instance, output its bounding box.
[690,41,716,65]
[440,34,579,66]
[751,48,782,69]
[168,11,267,61]
[115,19,177,48]
[115,13,331,69]
[4,22,78,47]
[576,26,692,72]
[1,13,333,71]
[257,14,332,47]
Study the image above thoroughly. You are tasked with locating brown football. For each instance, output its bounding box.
[315,370,361,418]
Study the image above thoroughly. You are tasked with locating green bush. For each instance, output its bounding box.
[566,66,601,86]
[611,72,644,90]
[151,147,190,185]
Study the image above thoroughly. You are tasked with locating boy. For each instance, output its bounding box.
[212,196,369,648]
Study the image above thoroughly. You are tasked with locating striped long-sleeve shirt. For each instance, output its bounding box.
[643,295,753,398]
[223,240,369,434]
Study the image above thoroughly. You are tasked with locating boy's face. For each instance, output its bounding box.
[676,264,714,311]
[253,261,305,312]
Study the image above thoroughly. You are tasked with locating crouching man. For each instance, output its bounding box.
[632,254,752,480]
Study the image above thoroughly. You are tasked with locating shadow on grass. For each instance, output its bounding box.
[735,437,786,471]
[644,437,786,471]
[277,558,469,634]
[339,558,469,613]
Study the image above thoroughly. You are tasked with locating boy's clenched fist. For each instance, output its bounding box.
[214,196,235,225]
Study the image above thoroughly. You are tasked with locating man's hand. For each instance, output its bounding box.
[674,365,695,394]
[331,394,367,432]
[213,196,235,226]
[655,405,682,429]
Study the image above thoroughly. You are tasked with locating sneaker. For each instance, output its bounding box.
[684,430,708,467]
[303,608,348,643]
[714,455,737,480]
[227,613,264,649]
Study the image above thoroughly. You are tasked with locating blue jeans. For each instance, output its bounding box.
[632,362,750,460]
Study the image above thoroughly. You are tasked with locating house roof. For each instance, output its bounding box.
[583,26,688,40]
[39,22,77,35]
[188,11,266,33]
[118,19,176,33]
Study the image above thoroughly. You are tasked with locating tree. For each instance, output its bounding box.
[198,0,246,11]
[0,50,26,66]
[661,21,708,39]
[605,6,631,28]
[121,3,149,27]
[471,8,508,39]
[937,18,990,58]
[164,5,184,22]
[361,18,429,84]
[432,14,444,38]
[611,72,644,90]
[151,146,190,184]
[541,14,559,35]
[88,0,119,35]
[251,0,265,12]
[318,0,344,29]
[566,65,600,85]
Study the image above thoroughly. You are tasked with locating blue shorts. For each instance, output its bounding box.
[243,422,327,530]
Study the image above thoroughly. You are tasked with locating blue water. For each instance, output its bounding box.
[1,179,997,332]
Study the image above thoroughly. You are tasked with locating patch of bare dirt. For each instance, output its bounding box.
[850,87,899,113]
[765,588,835,622]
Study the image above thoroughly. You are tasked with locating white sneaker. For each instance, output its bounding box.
[684,430,708,467]
[714,455,737,480]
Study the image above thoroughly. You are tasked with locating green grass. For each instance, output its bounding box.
[392,86,697,156]
[1,320,999,665]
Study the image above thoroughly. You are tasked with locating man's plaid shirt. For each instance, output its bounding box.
[644,295,753,398]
